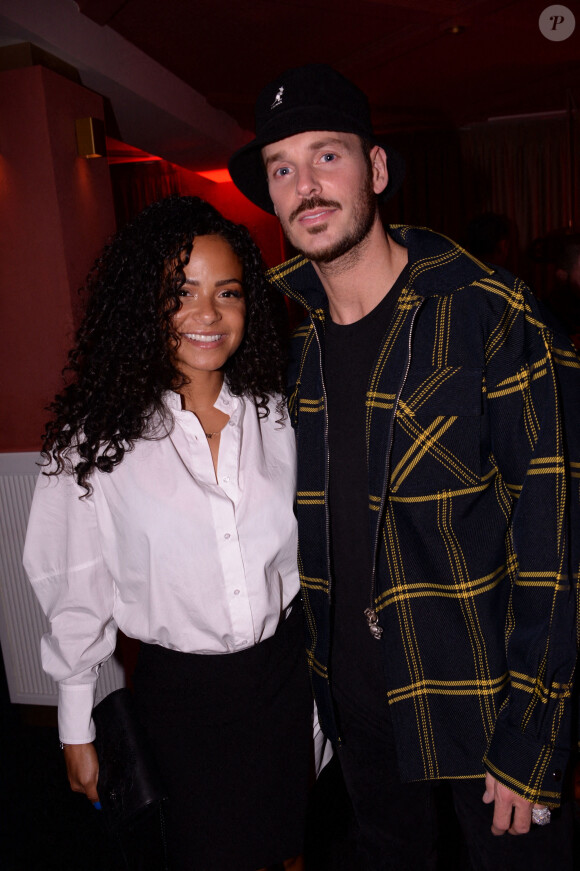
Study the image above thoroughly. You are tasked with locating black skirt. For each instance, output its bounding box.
[132,602,312,871]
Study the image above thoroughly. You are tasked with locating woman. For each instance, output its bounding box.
[24,196,312,870]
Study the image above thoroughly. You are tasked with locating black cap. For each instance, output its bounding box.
[228,64,405,214]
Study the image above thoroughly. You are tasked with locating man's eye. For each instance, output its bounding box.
[321,153,336,163]
[274,166,291,177]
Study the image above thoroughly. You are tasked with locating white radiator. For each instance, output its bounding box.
[0,452,125,705]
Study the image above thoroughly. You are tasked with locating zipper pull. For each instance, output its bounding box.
[364,608,383,640]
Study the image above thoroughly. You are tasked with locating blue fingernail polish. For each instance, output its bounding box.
[93,801,102,810]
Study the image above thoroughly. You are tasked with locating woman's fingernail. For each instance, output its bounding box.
[92,801,102,810]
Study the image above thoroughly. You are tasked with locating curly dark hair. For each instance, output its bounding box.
[42,196,287,492]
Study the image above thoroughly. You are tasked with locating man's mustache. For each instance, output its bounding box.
[290,197,342,223]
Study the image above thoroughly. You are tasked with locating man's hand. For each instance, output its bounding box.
[62,742,100,803]
[482,771,542,835]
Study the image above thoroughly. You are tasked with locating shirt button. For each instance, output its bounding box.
[223,399,230,405]
[228,421,235,427]
[223,476,230,483]
[234,589,240,595]
[224,533,230,540]
[552,768,562,782]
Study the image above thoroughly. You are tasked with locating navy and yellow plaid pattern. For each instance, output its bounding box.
[267,225,580,806]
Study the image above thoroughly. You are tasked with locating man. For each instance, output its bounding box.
[545,232,580,350]
[229,65,579,870]
[464,211,514,269]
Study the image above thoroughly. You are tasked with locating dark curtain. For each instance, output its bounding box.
[380,115,578,294]
[109,160,181,227]
[380,126,466,243]
[460,117,578,292]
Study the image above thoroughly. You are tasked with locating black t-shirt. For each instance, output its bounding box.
[325,265,408,725]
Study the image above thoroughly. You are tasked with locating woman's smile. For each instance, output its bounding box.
[173,235,246,379]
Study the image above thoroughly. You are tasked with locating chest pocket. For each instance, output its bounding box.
[390,366,483,495]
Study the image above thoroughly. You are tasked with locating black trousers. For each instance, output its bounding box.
[335,701,574,871]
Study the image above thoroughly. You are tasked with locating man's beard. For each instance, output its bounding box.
[282,174,377,265]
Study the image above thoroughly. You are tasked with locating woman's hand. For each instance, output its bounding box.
[62,742,100,803]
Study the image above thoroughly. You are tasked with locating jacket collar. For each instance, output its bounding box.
[267,225,494,312]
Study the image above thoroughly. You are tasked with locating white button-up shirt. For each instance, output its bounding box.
[23,386,300,744]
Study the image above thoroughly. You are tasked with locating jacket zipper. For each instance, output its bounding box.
[365,300,424,639]
[312,314,334,602]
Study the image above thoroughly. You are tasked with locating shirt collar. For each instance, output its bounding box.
[165,381,241,415]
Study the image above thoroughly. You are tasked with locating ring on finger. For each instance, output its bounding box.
[531,806,551,826]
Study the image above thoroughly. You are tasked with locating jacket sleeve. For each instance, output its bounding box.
[482,279,580,806]
[23,468,117,745]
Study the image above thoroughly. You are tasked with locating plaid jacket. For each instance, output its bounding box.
[267,225,580,806]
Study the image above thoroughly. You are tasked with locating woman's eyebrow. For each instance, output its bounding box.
[183,277,243,286]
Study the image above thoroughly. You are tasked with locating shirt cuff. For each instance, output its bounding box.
[58,682,97,744]
[483,715,570,807]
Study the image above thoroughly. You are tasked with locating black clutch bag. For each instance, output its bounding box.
[92,687,168,830]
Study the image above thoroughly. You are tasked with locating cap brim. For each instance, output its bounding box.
[228,119,405,214]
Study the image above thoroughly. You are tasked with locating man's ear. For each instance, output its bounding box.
[370,145,388,196]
